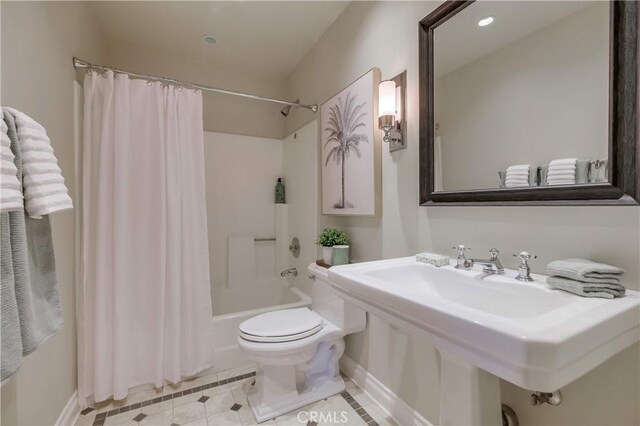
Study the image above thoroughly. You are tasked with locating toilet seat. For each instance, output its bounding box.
[239,308,324,343]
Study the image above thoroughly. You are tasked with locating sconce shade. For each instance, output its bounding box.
[395,86,402,121]
[379,80,396,117]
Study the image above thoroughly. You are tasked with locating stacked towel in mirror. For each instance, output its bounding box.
[505,164,530,187]
[546,258,625,299]
[547,158,576,185]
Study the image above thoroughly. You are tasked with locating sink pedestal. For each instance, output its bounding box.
[439,349,502,426]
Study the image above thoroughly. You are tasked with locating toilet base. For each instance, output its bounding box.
[247,374,345,423]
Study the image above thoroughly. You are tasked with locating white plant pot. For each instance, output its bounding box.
[322,246,333,265]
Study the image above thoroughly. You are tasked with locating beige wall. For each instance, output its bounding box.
[435,2,609,190]
[0,2,106,425]
[105,41,287,139]
[286,1,640,425]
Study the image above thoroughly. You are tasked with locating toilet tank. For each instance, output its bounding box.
[308,263,366,334]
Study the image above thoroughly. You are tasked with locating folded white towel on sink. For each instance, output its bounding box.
[547,276,626,299]
[547,258,624,284]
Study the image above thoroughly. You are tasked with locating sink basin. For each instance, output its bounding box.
[328,256,640,392]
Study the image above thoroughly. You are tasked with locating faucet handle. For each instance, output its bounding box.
[453,245,471,269]
[489,248,500,259]
[513,251,537,262]
[452,245,470,257]
[513,252,537,282]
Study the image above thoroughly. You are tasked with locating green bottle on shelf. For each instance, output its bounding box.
[275,178,285,204]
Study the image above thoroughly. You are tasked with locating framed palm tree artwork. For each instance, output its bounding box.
[321,68,380,215]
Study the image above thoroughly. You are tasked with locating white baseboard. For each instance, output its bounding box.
[56,390,80,426]
[340,355,432,426]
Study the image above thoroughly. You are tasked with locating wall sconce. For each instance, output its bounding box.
[378,70,407,152]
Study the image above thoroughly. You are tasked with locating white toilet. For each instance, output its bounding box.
[238,263,366,423]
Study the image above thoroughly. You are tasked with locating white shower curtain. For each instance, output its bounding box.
[79,71,213,404]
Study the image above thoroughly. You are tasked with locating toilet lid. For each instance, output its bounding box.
[239,308,324,343]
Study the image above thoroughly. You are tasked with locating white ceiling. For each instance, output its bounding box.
[89,1,350,78]
[434,1,597,78]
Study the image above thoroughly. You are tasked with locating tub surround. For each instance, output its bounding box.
[203,131,284,304]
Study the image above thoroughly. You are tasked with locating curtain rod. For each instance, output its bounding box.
[73,57,318,113]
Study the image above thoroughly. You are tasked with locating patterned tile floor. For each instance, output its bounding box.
[74,365,398,426]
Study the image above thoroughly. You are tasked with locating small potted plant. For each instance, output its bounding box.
[316,227,349,265]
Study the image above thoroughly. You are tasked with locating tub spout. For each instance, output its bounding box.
[281,268,298,277]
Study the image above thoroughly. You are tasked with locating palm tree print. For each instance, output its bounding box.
[324,92,369,209]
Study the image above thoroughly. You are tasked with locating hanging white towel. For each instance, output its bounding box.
[3,108,73,218]
[0,118,23,212]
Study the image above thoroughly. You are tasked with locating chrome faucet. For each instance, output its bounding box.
[280,268,298,277]
[466,248,505,275]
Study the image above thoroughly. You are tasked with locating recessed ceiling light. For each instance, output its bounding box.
[478,16,494,27]
[202,35,219,45]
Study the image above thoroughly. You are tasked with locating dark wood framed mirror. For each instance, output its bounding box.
[419,0,638,205]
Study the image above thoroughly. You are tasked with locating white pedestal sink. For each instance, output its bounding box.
[327,257,639,425]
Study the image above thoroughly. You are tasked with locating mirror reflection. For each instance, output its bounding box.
[433,1,609,192]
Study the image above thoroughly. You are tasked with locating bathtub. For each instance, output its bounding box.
[211,277,311,372]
